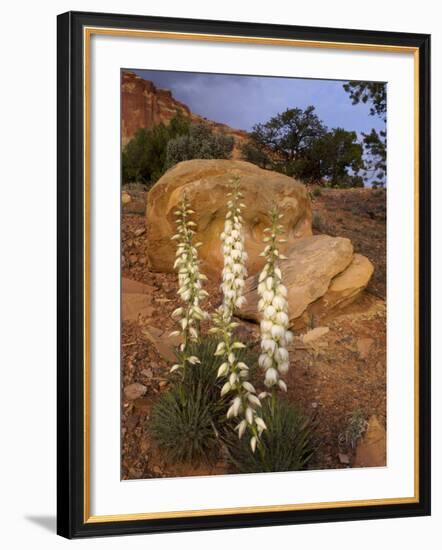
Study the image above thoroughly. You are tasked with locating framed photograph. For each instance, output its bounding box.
[57,11,431,538]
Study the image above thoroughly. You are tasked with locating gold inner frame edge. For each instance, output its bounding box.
[82,26,420,524]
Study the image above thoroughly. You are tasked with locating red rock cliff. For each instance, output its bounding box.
[121,71,191,145]
[121,71,248,157]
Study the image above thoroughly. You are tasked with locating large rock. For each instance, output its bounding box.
[146,159,312,278]
[239,235,354,324]
[292,253,375,327]
[321,254,374,310]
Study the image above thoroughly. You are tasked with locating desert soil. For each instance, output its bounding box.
[121,187,386,480]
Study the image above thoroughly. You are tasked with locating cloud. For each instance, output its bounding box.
[131,69,385,136]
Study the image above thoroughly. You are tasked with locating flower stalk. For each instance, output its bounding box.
[170,193,208,376]
[257,206,293,396]
[210,308,265,452]
[220,176,248,312]
[211,176,266,452]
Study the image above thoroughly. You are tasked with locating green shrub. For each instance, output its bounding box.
[338,408,368,450]
[150,337,257,464]
[225,398,314,473]
[241,141,271,169]
[165,124,234,169]
[122,115,190,186]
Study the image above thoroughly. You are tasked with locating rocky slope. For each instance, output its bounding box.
[122,71,249,156]
[121,207,386,479]
[120,163,386,479]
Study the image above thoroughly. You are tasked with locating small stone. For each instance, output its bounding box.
[125,414,139,431]
[153,466,162,475]
[134,227,146,237]
[139,256,147,266]
[128,468,143,479]
[124,383,147,400]
[122,191,131,205]
[354,416,386,467]
[159,380,168,389]
[311,402,318,409]
[129,254,138,265]
[338,453,350,465]
[141,325,181,363]
[122,293,153,322]
[357,337,374,360]
[140,437,151,453]
[142,368,153,379]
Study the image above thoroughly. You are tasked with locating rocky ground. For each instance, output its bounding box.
[121,186,386,480]
[311,187,386,299]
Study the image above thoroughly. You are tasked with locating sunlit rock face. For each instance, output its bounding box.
[145,159,312,279]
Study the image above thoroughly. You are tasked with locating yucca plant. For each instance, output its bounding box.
[225,398,315,473]
[150,337,258,464]
[150,384,219,464]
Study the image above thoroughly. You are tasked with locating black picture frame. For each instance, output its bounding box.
[57,10,431,539]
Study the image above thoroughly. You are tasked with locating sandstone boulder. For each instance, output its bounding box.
[292,253,375,327]
[320,254,374,310]
[145,159,312,278]
[238,235,354,324]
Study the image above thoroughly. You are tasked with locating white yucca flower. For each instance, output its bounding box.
[211,176,266,452]
[220,176,248,313]
[257,206,293,392]
[170,193,208,375]
[211,307,265,452]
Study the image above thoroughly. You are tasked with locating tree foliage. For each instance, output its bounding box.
[250,106,326,163]
[243,106,364,187]
[342,81,387,187]
[362,128,387,188]
[342,81,386,120]
[311,128,364,187]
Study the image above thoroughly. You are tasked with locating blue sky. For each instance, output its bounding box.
[132,69,385,137]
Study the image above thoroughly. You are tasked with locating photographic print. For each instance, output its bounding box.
[57,12,430,537]
[121,69,387,480]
